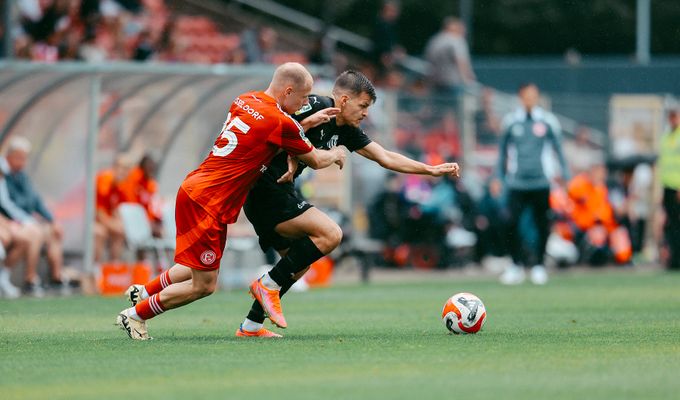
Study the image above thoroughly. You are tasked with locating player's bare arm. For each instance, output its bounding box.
[296,145,347,170]
[276,155,300,183]
[300,107,341,131]
[356,142,460,177]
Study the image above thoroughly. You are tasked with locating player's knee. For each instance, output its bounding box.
[325,223,343,249]
[192,280,217,299]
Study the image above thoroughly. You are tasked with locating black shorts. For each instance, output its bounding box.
[243,181,314,252]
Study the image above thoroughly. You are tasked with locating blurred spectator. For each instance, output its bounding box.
[10,0,169,62]
[474,88,501,145]
[380,68,405,91]
[372,1,404,77]
[622,161,653,256]
[424,17,476,101]
[0,136,66,296]
[497,83,569,285]
[132,30,154,61]
[658,109,680,270]
[241,26,278,63]
[0,216,21,299]
[307,36,327,65]
[475,178,508,260]
[568,159,616,235]
[119,153,163,237]
[95,154,131,263]
[567,159,632,266]
[369,174,408,250]
[0,161,47,298]
[563,126,603,175]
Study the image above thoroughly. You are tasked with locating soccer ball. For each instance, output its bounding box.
[441,292,487,334]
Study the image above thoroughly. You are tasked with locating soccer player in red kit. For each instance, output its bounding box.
[116,63,347,340]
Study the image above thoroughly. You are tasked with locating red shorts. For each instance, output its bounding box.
[173,187,228,271]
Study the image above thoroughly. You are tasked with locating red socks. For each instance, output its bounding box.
[144,270,172,296]
[135,294,166,320]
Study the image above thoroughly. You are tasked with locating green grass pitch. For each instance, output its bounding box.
[1,270,679,399]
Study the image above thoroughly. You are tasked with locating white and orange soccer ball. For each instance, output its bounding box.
[441,292,487,334]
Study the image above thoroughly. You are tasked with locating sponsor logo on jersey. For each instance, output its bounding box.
[200,250,217,265]
[532,122,547,137]
[295,104,312,115]
[259,165,268,173]
[327,135,339,148]
[297,201,308,209]
[234,97,265,120]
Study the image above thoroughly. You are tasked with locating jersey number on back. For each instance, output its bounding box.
[212,112,251,157]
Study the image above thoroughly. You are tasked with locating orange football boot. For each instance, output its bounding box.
[249,277,287,328]
[234,324,282,338]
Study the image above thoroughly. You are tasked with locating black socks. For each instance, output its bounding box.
[267,236,324,287]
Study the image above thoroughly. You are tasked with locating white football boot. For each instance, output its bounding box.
[116,308,151,340]
[499,264,526,285]
[125,284,145,306]
[0,267,20,299]
[530,265,549,285]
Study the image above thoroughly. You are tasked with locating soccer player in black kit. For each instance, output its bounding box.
[239,70,460,337]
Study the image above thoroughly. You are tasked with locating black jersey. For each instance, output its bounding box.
[259,95,372,187]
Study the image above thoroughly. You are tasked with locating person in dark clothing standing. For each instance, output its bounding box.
[496,83,570,285]
[372,1,402,76]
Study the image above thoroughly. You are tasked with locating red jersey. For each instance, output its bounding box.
[119,166,161,221]
[96,169,124,216]
[181,91,313,225]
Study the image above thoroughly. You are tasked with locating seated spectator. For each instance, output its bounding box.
[0,216,22,299]
[95,154,131,263]
[567,159,632,265]
[0,137,63,295]
[0,212,45,298]
[119,153,163,237]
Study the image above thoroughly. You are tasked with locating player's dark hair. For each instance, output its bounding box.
[334,70,377,103]
[518,82,538,93]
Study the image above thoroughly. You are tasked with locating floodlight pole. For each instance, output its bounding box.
[83,75,101,276]
[2,0,13,59]
[636,0,651,65]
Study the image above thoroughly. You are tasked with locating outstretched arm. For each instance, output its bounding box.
[356,142,460,177]
[300,108,340,131]
[296,146,347,171]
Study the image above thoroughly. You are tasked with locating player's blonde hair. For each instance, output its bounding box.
[271,62,312,90]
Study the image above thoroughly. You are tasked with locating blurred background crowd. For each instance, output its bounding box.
[1,0,679,297]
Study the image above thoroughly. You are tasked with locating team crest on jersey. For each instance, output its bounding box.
[532,122,547,137]
[295,104,312,115]
[200,250,217,265]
